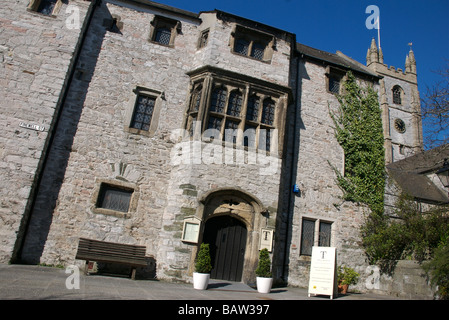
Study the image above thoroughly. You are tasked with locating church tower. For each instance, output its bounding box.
[366,39,423,164]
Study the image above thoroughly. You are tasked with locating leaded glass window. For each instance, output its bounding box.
[250,42,265,60]
[210,87,227,113]
[259,128,272,152]
[261,98,275,125]
[246,95,259,122]
[154,27,171,46]
[235,38,250,56]
[243,124,257,148]
[227,90,242,117]
[131,94,155,131]
[97,184,133,213]
[319,221,332,247]
[329,76,340,94]
[300,219,315,256]
[224,120,239,143]
[207,116,222,132]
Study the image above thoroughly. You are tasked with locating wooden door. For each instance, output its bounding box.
[203,215,247,282]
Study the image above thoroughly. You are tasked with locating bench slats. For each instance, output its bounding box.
[75,238,148,279]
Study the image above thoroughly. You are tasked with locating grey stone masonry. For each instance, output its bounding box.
[0,0,93,263]
[0,0,435,299]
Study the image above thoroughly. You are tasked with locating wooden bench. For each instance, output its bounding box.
[75,238,148,280]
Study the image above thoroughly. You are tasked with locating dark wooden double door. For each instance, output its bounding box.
[203,215,247,282]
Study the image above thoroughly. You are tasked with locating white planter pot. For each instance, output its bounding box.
[193,272,210,290]
[256,277,273,293]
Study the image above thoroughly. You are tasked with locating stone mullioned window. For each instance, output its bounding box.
[149,15,181,47]
[230,25,275,63]
[184,66,290,155]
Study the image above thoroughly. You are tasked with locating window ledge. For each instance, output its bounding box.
[91,207,130,219]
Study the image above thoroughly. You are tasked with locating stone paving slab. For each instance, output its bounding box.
[0,263,402,301]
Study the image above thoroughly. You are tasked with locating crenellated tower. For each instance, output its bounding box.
[366,39,423,164]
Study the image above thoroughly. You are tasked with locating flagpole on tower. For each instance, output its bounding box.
[377,15,381,49]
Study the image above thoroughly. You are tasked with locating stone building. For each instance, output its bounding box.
[1,0,446,296]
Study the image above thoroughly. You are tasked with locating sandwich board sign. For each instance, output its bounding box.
[308,246,338,299]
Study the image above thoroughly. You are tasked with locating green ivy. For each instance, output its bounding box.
[329,72,385,216]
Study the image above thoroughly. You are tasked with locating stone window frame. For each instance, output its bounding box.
[91,179,139,219]
[229,25,275,63]
[124,86,164,137]
[148,15,181,48]
[392,85,403,105]
[299,217,334,256]
[27,0,63,16]
[325,66,346,95]
[197,29,209,50]
[184,67,290,155]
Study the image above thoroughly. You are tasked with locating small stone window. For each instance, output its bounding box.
[131,94,156,131]
[230,25,274,62]
[300,219,315,256]
[27,0,63,16]
[326,66,345,95]
[97,184,133,213]
[149,15,181,47]
[198,29,209,49]
[300,218,333,256]
[125,87,163,137]
[392,85,402,105]
[92,180,139,218]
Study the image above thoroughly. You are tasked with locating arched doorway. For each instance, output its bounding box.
[203,215,247,282]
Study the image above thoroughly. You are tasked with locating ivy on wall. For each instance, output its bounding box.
[329,72,385,216]
[329,72,390,269]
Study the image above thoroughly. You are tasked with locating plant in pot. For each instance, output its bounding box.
[193,243,212,290]
[255,248,273,293]
[337,265,359,294]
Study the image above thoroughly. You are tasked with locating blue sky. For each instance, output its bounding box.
[161,0,449,144]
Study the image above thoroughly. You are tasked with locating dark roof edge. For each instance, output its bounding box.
[296,42,381,79]
[205,9,295,38]
[122,0,201,21]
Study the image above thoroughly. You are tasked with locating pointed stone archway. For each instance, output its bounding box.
[193,188,268,284]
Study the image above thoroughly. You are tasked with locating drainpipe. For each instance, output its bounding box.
[281,49,301,281]
[13,0,101,263]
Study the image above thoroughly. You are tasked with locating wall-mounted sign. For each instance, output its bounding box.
[308,246,338,299]
[259,228,273,252]
[19,122,45,132]
[181,216,201,244]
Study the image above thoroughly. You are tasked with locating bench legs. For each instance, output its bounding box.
[130,267,137,280]
[84,261,90,275]
[83,260,138,280]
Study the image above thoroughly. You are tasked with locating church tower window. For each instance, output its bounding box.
[392,85,402,105]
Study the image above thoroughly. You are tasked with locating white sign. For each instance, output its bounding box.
[308,246,337,299]
[259,228,273,252]
[19,122,45,132]
[181,216,201,243]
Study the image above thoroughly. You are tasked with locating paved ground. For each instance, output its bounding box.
[0,263,400,301]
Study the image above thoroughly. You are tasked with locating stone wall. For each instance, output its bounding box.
[283,57,376,288]
[364,260,435,299]
[0,0,93,263]
[29,1,294,284]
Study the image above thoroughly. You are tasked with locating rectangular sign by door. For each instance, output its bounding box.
[308,246,337,299]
